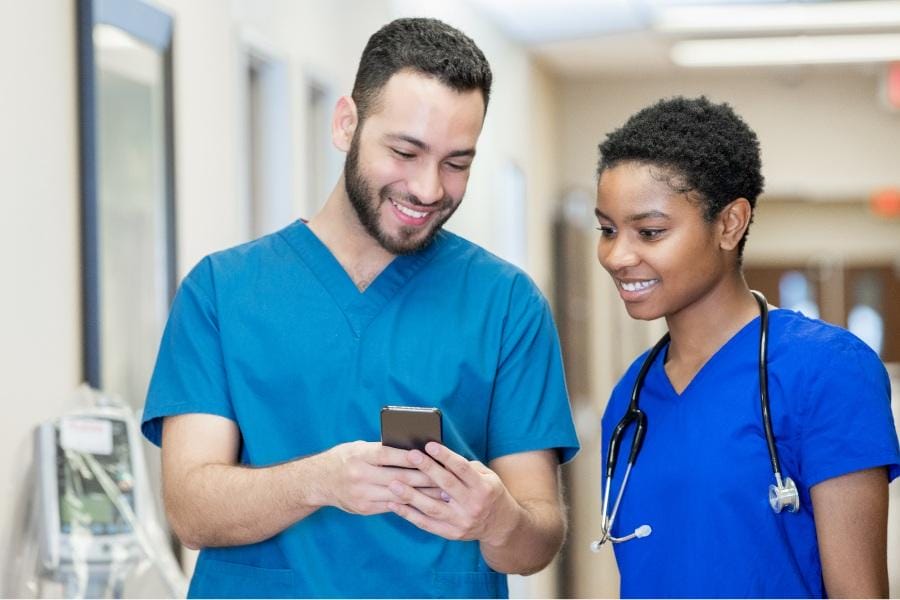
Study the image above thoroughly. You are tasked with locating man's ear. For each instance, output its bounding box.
[718,197,753,252]
[332,96,358,153]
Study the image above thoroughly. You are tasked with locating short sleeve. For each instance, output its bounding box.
[485,275,580,464]
[141,257,236,446]
[800,340,900,487]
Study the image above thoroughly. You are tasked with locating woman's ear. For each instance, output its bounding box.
[332,96,358,153]
[718,198,753,252]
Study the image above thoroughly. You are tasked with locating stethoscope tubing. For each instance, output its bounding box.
[596,290,797,548]
[754,290,784,480]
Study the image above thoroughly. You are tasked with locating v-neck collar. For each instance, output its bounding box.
[279,220,444,337]
[654,312,770,399]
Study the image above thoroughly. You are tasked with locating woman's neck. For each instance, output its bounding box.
[664,274,760,367]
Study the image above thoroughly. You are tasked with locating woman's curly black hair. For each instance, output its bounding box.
[597,96,764,258]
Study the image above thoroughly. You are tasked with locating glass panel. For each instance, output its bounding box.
[778,270,820,319]
[94,23,169,409]
[307,80,337,217]
[847,272,884,356]
[495,162,527,269]
[242,53,294,239]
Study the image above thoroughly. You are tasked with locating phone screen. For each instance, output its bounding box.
[380,406,442,451]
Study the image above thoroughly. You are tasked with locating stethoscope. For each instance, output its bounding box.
[591,290,800,551]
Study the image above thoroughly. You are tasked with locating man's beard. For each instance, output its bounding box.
[344,134,458,255]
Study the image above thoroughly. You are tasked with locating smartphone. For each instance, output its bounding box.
[380,406,442,451]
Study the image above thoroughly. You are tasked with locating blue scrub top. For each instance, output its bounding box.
[601,310,900,599]
[142,220,579,599]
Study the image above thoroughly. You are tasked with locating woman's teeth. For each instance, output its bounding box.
[620,279,658,292]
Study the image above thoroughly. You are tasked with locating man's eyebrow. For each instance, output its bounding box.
[386,134,429,151]
[594,208,670,222]
[385,134,476,159]
[447,148,476,159]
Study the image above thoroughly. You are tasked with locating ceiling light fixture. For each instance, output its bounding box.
[671,33,900,67]
[655,1,900,34]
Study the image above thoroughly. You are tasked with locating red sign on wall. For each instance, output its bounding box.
[884,62,900,110]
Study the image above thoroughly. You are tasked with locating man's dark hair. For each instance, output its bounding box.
[597,96,764,260]
[352,18,492,122]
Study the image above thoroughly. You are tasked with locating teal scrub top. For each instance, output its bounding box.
[602,310,900,598]
[142,220,580,598]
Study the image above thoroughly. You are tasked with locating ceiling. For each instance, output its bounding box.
[466,0,900,77]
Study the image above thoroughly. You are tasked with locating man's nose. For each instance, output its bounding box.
[407,165,445,205]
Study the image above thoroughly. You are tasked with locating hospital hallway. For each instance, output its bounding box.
[2,0,900,597]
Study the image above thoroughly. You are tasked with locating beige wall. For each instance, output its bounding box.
[523,64,563,296]
[747,199,900,266]
[560,68,900,201]
[559,68,900,598]
[0,0,82,582]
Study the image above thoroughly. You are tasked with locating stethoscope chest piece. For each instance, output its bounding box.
[769,475,800,513]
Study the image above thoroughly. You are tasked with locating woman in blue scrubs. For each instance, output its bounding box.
[593,96,900,598]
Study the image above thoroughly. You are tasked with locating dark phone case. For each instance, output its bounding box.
[380,406,442,451]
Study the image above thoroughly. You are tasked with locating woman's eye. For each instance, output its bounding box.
[392,149,415,159]
[639,229,665,240]
[446,162,469,172]
[596,226,616,237]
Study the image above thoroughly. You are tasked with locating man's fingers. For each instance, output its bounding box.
[343,486,408,515]
[406,449,468,500]
[425,443,480,485]
[372,465,434,488]
[374,443,421,467]
[418,487,450,502]
[387,502,459,540]
[423,442,483,488]
[363,500,395,514]
[388,481,454,520]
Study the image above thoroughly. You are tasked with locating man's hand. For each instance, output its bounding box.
[162,415,448,549]
[385,442,520,544]
[319,441,443,516]
[386,443,566,574]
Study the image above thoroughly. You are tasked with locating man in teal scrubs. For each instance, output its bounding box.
[142,17,579,598]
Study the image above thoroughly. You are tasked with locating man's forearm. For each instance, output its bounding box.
[166,453,329,549]
[479,498,566,575]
